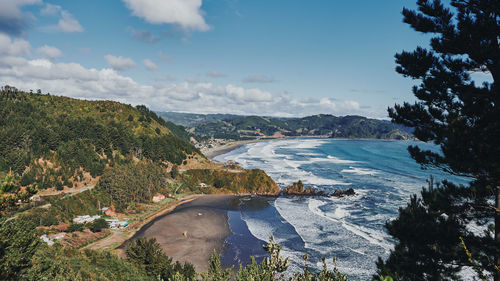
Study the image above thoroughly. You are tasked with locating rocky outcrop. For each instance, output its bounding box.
[331,188,356,197]
[282,181,356,197]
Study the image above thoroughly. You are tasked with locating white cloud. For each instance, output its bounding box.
[122,0,209,31]
[40,3,61,16]
[104,55,136,71]
[0,33,375,118]
[36,45,62,60]
[40,4,83,33]
[142,59,158,71]
[0,33,31,56]
[57,11,84,32]
[0,0,41,35]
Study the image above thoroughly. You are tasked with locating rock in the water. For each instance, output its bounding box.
[332,188,356,197]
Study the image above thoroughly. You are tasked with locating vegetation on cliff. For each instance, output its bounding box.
[0,86,199,193]
[182,168,281,195]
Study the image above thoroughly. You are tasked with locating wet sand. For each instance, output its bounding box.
[130,195,241,271]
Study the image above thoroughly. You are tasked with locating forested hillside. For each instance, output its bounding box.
[183,114,412,140]
[0,86,200,193]
[158,111,240,127]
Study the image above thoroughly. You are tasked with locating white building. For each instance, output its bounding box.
[73,215,101,224]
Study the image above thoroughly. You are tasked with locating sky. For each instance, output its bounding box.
[0,0,431,118]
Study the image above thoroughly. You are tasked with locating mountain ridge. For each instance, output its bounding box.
[157,112,413,140]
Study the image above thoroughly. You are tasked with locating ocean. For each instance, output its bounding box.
[214,138,471,280]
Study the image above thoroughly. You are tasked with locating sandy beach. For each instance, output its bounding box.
[204,138,280,159]
[129,195,242,271]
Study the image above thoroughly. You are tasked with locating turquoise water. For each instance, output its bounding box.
[215,139,470,280]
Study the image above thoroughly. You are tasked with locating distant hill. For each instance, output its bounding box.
[0,86,200,191]
[158,112,413,140]
[158,111,240,127]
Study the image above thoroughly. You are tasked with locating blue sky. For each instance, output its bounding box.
[0,0,430,118]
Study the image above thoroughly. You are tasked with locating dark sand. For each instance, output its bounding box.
[131,195,242,271]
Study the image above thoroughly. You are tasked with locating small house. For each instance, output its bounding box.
[152,194,166,202]
[73,215,101,224]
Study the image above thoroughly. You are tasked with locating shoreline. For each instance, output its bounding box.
[122,194,243,272]
[203,138,282,160]
[203,136,415,160]
[85,194,201,254]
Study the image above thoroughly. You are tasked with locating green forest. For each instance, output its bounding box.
[0,86,199,194]
[187,114,412,140]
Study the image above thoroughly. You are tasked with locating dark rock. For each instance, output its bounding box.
[331,188,356,197]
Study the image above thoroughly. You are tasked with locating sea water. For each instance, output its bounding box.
[214,138,471,280]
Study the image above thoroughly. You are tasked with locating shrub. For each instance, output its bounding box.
[89,218,108,232]
[66,223,84,232]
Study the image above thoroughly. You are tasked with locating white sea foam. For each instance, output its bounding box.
[307,198,393,252]
[296,152,322,156]
[241,216,276,243]
[217,138,473,279]
[341,166,378,175]
[341,222,393,252]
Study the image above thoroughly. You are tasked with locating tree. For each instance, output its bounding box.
[379,0,500,279]
[170,164,179,179]
[89,218,109,232]
[126,238,196,280]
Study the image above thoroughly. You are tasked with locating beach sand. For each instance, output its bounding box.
[204,138,279,160]
[130,195,241,272]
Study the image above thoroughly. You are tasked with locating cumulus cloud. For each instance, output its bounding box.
[36,45,62,60]
[206,71,227,78]
[104,55,136,71]
[0,33,373,118]
[40,4,83,33]
[0,0,41,35]
[243,75,277,83]
[122,0,209,31]
[142,59,158,71]
[0,33,31,56]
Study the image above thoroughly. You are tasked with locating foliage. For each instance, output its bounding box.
[97,161,169,210]
[190,114,412,140]
[205,236,349,281]
[66,223,84,232]
[125,238,196,281]
[201,250,232,281]
[0,86,199,191]
[0,215,40,280]
[182,169,280,195]
[0,172,18,193]
[379,0,500,279]
[24,245,154,281]
[89,218,109,233]
[170,164,179,179]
